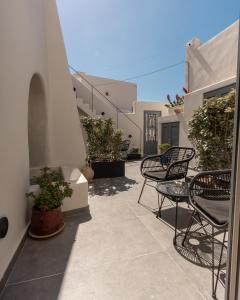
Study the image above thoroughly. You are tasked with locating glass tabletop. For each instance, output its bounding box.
[156,180,190,199]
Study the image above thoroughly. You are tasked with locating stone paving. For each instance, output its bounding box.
[1,161,226,300]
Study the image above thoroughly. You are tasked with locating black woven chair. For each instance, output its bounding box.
[138,146,195,203]
[182,170,231,299]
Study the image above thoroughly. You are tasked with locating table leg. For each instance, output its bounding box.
[174,201,178,245]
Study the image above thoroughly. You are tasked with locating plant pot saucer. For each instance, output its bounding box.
[28,222,65,239]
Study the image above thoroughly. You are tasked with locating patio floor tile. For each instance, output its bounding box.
[0,161,225,300]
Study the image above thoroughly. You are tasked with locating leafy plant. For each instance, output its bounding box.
[188,89,235,170]
[27,167,73,211]
[81,116,123,162]
[159,143,171,153]
[165,94,184,108]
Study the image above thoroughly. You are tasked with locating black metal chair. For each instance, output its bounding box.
[120,139,131,160]
[182,170,231,299]
[138,146,195,204]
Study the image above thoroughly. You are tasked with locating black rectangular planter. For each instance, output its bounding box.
[91,160,125,178]
[127,153,141,160]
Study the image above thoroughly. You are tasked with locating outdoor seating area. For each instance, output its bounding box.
[1,160,228,300]
[138,147,230,299]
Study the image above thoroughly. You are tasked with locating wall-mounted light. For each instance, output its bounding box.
[0,217,8,238]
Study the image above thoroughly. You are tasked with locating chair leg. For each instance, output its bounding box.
[213,230,226,297]
[138,178,147,203]
[157,195,165,218]
[212,226,216,299]
[182,210,195,246]
[174,201,179,245]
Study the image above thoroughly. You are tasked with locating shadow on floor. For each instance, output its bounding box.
[89,176,137,196]
[174,230,227,270]
[154,206,194,230]
[1,210,92,300]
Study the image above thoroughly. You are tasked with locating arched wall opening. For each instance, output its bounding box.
[28,74,47,171]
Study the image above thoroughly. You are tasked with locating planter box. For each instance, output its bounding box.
[127,153,141,160]
[91,160,125,178]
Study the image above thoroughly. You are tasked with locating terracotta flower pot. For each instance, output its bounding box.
[30,206,63,237]
[174,106,183,113]
[81,164,94,182]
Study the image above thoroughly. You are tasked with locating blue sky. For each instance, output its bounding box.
[57,0,239,101]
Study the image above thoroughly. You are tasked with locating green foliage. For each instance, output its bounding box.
[188,90,235,170]
[159,143,171,152]
[27,167,73,211]
[81,116,123,162]
[165,94,184,108]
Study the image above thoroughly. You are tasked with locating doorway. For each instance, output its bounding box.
[161,122,179,146]
[144,110,161,155]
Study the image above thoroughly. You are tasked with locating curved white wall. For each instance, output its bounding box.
[0,0,86,281]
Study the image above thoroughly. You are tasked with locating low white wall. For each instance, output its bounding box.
[186,20,239,92]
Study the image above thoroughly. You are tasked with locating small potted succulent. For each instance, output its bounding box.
[165,93,184,113]
[27,167,73,238]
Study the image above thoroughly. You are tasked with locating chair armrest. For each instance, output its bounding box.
[140,154,165,175]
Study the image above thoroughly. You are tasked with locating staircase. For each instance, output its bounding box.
[70,66,142,152]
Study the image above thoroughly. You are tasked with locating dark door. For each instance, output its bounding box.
[144,111,161,155]
[162,122,179,146]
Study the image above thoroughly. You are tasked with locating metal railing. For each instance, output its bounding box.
[69,65,142,152]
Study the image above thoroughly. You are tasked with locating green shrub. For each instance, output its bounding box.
[81,116,123,162]
[158,143,171,153]
[188,89,235,170]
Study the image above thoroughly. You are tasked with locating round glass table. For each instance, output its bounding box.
[156,180,190,244]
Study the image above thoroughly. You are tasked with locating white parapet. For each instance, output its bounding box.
[61,166,88,211]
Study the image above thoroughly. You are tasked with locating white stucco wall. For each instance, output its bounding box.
[186,20,239,92]
[76,73,137,112]
[0,0,87,281]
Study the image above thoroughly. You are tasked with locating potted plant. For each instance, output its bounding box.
[81,116,124,178]
[26,167,73,238]
[81,161,94,182]
[127,148,141,160]
[158,143,171,154]
[165,93,184,113]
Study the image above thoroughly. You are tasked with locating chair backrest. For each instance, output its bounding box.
[189,170,231,200]
[164,147,195,180]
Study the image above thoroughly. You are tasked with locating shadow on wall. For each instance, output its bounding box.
[188,47,215,82]
[89,176,137,196]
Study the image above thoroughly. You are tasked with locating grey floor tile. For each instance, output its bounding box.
[59,252,205,300]
[1,274,63,300]
[4,161,225,300]
[8,213,91,284]
[65,216,163,272]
